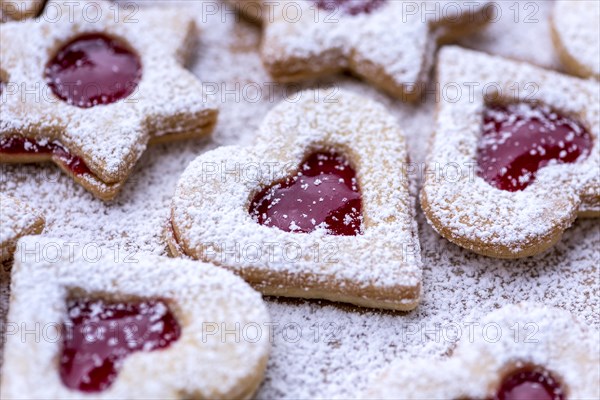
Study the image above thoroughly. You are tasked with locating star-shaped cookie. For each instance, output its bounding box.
[168,89,422,311]
[228,0,493,100]
[0,0,218,200]
[0,194,44,261]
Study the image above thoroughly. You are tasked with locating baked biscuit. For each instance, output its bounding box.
[168,88,422,311]
[421,46,599,258]
[0,0,218,200]
[1,236,270,399]
[227,0,493,100]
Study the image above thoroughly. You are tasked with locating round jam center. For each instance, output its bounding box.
[60,298,181,392]
[45,33,142,108]
[311,0,387,16]
[496,367,565,400]
[477,103,592,192]
[249,152,362,236]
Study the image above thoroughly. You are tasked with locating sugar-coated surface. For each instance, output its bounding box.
[1,1,599,398]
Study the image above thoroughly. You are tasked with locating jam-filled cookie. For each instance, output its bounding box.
[1,236,270,399]
[0,0,44,21]
[551,0,600,79]
[0,194,44,261]
[167,89,422,310]
[365,303,600,399]
[227,0,493,100]
[0,0,218,200]
[421,46,599,258]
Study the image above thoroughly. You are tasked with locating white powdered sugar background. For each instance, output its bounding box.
[1,1,598,398]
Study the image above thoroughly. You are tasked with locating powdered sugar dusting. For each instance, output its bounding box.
[0,1,598,398]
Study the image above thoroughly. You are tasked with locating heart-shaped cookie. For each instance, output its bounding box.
[1,236,270,399]
[168,89,422,310]
[421,46,599,258]
[0,194,44,262]
[0,0,218,200]
[226,0,493,100]
[364,303,600,399]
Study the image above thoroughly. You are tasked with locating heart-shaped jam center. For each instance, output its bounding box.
[60,298,181,392]
[45,33,142,108]
[250,152,362,236]
[477,103,592,192]
[311,0,387,16]
[0,137,91,175]
[496,367,564,400]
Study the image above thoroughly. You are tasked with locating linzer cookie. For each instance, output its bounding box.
[227,0,493,100]
[421,46,599,258]
[0,0,218,200]
[0,0,44,21]
[364,303,600,399]
[167,89,422,310]
[0,194,44,261]
[551,0,600,79]
[1,236,270,399]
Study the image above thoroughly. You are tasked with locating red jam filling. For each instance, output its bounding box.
[45,33,142,108]
[0,137,91,175]
[496,367,565,400]
[60,298,181,392]
[477,103,592,192]
[250,152,362,236]
[311,0,387,16]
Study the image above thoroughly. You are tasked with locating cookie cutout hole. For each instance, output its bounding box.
[476,102,593,192]
[60,295,181,392]
[249,151,363,236]
[496,365,565,400]
[45,33,142,108]
[311,0,387,16]
[0,137,92,176]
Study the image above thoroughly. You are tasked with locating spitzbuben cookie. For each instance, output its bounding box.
[421,46,599,259]
[1,236,270,399]
[227,0,493,100]
[0,0,218,200]
[168,89,422,311]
